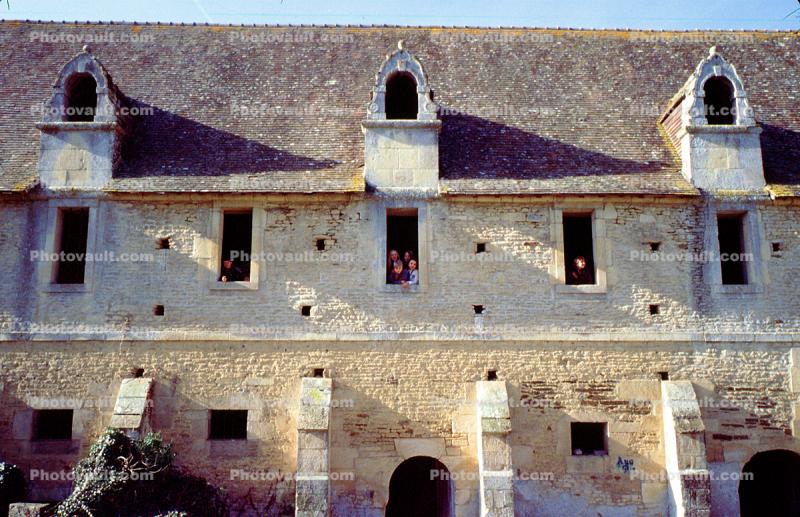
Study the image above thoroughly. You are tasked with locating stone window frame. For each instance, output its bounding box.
[374,201,430,294]
[558,413,617,474]
[682,47,756,130]
[39,198,101,293]
[551,205,609,295]
[705,203,765,295]
[206,202,264,291]
[366,40,437,122]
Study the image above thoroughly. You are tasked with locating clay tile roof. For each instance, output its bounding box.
[1,22,799,196]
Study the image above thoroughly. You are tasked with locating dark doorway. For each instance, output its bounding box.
[704,77,735,125]
[717,214,747,285]
[386,209,418,283]
[64,73,98,122]
[385,456,454,517]
[220,210,252,280]
[740,449,800,517]
[385,72,418,120]
[563,214,595,285]
[55,208,90,284]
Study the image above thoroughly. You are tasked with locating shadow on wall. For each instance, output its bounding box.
[760,124,800,186]
[117,100,340,178]
[439,113,669,180]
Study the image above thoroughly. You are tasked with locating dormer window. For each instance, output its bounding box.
[703,77,734,125]
[385,72,418,120]
[64,73,97,122]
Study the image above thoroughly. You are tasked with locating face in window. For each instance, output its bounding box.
[573,256,586,271]
[408,260,417,271]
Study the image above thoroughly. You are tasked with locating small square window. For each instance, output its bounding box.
[153,305,165,316]
[571,422,607,456]
[209,410,247,440]
[301,305,312,317]
[473,305,485,315]
[648,242,661,252]
[563,214,595,285]
[54,208,90,284]
[486,369,498,381]
[649,304,660,315]
[476,242,487,254]
[316,238,326,251]
[658,371,670,381]
[772,242,783,256]
[220,210,253,282]
[157,238,171,250]
[312,368,325,378]
[33,410,73,440]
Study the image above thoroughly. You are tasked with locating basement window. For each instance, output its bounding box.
[209,410,247,440]
[386,209,419,286]
[219,210,252,282]
[563,214,595,285]
[53,208,90,284]
[64,73,97,122]
[717,214,748,285]
[385,71,418,120]
[33,409,73,440]
[571,422,607,456]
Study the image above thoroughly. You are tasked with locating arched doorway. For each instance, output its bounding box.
[739,449,800,517]
[385,456,454,517]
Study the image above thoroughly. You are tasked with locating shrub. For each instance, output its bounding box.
[46,429,226,517]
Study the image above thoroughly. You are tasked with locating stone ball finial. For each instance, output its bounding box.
[82,44,91,53]
[398,39,405,51]
[709,45,721,57]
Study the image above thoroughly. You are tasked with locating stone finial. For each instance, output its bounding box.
[82,44,91,53]
[398,39,405,51]
[709,45,721,57]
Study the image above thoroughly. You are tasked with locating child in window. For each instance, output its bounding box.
[387,249,400,275]
[403,250,415,269]
[387,260,409,284]
[404,259,418,287]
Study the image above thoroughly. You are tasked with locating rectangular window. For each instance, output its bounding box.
[571,422,607,456]
[717,215,748,285]
[33,409,73,440]
[208,410,247,440]
[563,214,595,285]
[386,209,419,285]
[54,208,89,284]
[219,210,253,282]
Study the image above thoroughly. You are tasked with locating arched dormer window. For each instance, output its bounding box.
[681,46,755,128]
[703,76,734,125]
[385,71,418,120]
[41,46,121,125]
[64,73,98,122]
[367,40,437,121]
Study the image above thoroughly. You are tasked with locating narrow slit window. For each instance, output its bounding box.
[717,214,748,285]
[563,214,595,285]
[385,72,418,120]
[33,409,73,440]
[386,209,419,286]
[54,208,90,285]
[209,410,247,440]
[219,210,253,282]
[571,422,607,456]
[704,77,735,125]
[64,73,97,122]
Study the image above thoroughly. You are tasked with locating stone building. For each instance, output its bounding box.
[1,21,800,516]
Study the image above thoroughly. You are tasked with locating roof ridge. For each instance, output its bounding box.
[1,19,798,33]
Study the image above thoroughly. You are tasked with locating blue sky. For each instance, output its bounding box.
[2,0,799,29]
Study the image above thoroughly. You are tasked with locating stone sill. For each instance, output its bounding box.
[36,121,117,132]
[382,283,423,294]
[209,281,258,291]
[712,283,764,295]
[555,284,608,295]
[361,119,442,131]
[41,283,89,294]
[685,124,761,135]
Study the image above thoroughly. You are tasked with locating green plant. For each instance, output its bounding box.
[47,428,227,517]
[0,462,26,517]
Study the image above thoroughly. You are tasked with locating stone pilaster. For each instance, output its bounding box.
[475,380,515,517]
[295,377,333,517]
[661,381,711,517]
[109,377,154,438]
